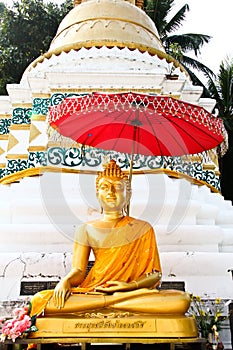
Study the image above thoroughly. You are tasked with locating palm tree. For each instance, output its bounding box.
[144,1,233,202]
[144,0,214,91]
[206,58,233,203]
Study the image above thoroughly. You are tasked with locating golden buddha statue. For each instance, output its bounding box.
[29,160,197,339]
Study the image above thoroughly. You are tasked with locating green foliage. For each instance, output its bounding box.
[167,42,182,75]
[0,2,6,14]
[189,296,226,340]
[168,42,183,61]
[0,0,73,94]
[144,0,175,39]
[145,1,233,204]
[207,58,233,132]
[144,0,214,90]
[206,58,233,203]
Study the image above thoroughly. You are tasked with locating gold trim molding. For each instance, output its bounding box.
[0,114,11,119]
[28,146,47,152]
[10,124,31,131]
[0,135,9,140]
[31,115,47,121]
[12,103,32,108]
[32,93,51,99]
[6,154,28,159]
[50,88,162,94]
[29,44,187,77]
[0,165,221,194]
[47,141,62,147]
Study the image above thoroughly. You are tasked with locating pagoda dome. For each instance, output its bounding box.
[47,0,166,58]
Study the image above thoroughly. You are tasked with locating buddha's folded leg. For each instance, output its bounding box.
[30,290,54,317]
[44,289,154,315]
[110,290,191,315]
[45,294,107,314]
[34,288,190,316]
[30,291,107,316]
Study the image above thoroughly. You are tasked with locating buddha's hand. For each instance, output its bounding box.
[52,279,71,309]
[95,280,133,293]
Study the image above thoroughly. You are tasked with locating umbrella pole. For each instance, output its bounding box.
[127,125,137,216]
[129,152,134,186]
[126,152,134,216]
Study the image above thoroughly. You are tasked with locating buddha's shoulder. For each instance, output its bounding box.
[126,216,153,229]
[75,216,153,231]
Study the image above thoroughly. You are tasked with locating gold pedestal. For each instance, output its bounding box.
[29,314,198,339]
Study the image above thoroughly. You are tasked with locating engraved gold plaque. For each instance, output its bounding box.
[63,319,156,333]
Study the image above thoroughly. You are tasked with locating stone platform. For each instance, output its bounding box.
[1,337,206,350]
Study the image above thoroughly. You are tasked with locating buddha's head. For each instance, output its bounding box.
[96,160,131,215]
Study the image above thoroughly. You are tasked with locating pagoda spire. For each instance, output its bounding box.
[136,0,144,8]
[74,0,81,6]
[73,0,144,9]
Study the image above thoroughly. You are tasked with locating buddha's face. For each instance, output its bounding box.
[97,177,127,213]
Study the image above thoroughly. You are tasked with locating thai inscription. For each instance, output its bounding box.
[75,320,145,329]
[63,319,155,333]
[20,281,59,296]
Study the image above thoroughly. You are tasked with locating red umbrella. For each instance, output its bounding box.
[48,92,225,159]
[48,92,225,214]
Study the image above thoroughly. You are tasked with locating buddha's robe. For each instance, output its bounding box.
[30,216,161,316]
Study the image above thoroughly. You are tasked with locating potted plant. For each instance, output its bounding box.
[189,295,227,349]
[166,42,183,80]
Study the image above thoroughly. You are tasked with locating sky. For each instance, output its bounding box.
[171,0,232,73]
[2,0,233,74]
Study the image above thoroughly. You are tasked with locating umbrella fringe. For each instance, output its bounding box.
[47,126,80,148]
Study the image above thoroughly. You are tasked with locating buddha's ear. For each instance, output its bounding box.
[123,193,132,215]
[126,185,132,204]
[97,196,103,213]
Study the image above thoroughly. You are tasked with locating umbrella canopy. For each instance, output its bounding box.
[48,92,225,157]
